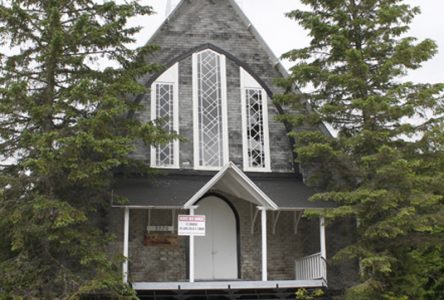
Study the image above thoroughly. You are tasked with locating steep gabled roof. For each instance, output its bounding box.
[139,0,288,96]
[148,0,289,78]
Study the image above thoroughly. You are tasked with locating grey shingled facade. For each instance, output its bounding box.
[131,0,294,172]
[109,0,357,293]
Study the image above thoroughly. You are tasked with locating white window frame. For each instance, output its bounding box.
[150,62,180,169]
[240,67,271,172]
[192,49,229,171]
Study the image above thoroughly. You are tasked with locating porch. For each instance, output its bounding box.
[132,279,326,291]
[113,163,333,291]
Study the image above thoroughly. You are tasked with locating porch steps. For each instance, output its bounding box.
[137,288,331,300]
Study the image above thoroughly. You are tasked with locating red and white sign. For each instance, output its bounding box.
[178,215,206,236]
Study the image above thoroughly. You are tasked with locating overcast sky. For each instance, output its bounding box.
[131,0,444,84]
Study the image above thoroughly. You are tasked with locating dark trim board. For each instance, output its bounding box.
[136,286,331,300]
[133,279,327,291]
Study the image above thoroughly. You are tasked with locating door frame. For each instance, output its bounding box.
[186,192,241,280]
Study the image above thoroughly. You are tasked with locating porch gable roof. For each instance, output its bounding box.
[183,162,278,209]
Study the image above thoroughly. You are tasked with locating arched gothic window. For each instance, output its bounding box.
[150,63,179,168]
[192,49,229,170]
[240,67,271,171]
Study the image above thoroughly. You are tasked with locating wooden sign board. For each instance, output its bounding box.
[147,225,174,233]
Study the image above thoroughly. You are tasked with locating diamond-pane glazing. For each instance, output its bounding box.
[156,83,174,167]
[246,89,265,168]
[197,50,224,167]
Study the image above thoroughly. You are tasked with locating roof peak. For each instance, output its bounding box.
[149,0,288,78]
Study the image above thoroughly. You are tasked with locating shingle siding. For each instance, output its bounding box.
[112,0,357,292]
[131,0,294,172]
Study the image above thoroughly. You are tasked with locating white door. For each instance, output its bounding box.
[195,196,238,280]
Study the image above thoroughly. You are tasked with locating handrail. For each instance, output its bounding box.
[295,252,322,261]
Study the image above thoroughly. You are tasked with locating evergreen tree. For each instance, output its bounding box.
[0,0,169,298]
[278,0,444,298]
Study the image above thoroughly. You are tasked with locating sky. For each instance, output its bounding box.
[130,0,444,84]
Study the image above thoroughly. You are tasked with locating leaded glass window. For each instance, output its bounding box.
[240,67,270,171]
[193,50,228,169]
[246,88,266,168]
[151,63,179,168]
[154,83,175,166]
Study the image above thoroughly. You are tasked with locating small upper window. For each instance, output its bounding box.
[151,63,179,168]
[193,49,228,170]
[240,68,271,172]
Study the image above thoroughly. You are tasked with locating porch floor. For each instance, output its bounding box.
[132,279,327,291]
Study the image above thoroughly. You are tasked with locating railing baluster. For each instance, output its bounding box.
[311,256,314,279]
[313,256,317,278]
[308,257,311,279]
[316,255,320,278]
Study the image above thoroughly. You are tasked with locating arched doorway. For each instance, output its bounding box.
[195,195,239,280]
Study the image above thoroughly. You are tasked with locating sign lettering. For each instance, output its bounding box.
[178,215,206,236]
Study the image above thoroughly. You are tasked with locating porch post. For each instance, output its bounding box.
[320,216,327,282]
[123,207,130,283]
[259,207,268,281]
[189,207,195,283]
[320,216,326,259]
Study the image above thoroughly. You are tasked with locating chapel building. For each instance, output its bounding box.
[110,0,356,298]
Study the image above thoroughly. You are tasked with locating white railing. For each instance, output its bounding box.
[295,252,327,281]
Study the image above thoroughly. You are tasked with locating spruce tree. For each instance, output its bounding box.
[0,0,168,298]
[278,0,444,298]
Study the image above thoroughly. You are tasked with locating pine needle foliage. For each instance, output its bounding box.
[0,0,170,298]
[277,0,444,298]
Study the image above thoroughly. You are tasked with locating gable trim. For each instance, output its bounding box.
[226,0,290,78]
[183,162,278,210]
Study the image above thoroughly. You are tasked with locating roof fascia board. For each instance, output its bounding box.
[278,207,329,211]
[183,163,232,208]
[112,205,186,210]
[227,163,278,210]
[226,172,270,208]
[144,0,187,47]
[227,0,290,78]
